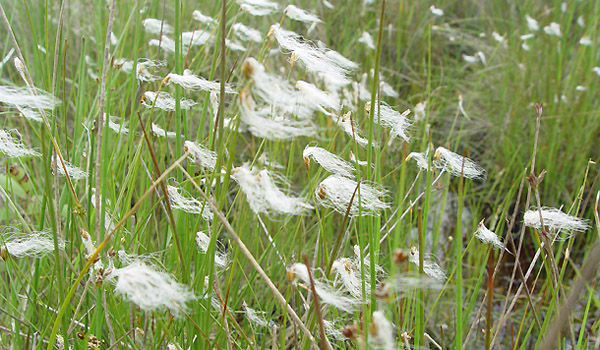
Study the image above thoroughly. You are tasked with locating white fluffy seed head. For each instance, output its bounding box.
[334,111,377,148]
[543,22,562,37]
[433,147,486,180]
[237,0,279,16]
[142,18,173,35]
[243,302,277,328]
[370,311,395,350]
[107,262,195,316]
[315,175,389,217]
[408,246,446,282]
[166,70,235,93]
[195,231,228,268]
[107,115,130,135]
[231,164,313,215]
[475,221,504,250]
[135,59,165,82]
[358,32,375,50]
[296,80,340,113]
[151,123,176,138]
[365,101,411,143]
[167,185,213,222]
[192,10,216,26]
[285,5,323,24]
[183,140,217,171]
[523,207,590,236]
[0,129,40,158]
[525,15,539,31]
[0,85,60,111]
[331,246,384,299]
[303,145,355,178]
[1,230,64,258]
[287,263,358,312]
[406,151,429,171]
[142,91,197,111]
[52,155,88,180]
[232,23,263,43]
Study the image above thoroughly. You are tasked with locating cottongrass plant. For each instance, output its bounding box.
[523,207,590,236]
[315,175,389,216]
[0,230,64,258]
[0,129,40,158]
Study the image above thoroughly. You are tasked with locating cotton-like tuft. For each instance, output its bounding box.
[525,15,539,31]
[136,59,165,82]
[195,231,228,268]
[433,147,486,180]
[232,164,313,215]
[243,302,277,328]
[285,5,323,24]
[287,263,358,312]
[474,221,504,250]
[365,101,411,143]
[107,262,195,316]
[0,85,60,112]
[183,140,218,171]
[107,115,130,135]
[331,245,384,299]
[408,246,446,282]
[296,80,340,114]
[166,70,235,93]
[142,91,197,111]
[543,22,562,37]
[1,230,64,258]
[232,23,263,43]
[523,207,590,235]
[151,123,177,138]
[370,311,395,350]
[0,129,40,158]
[192,10,216,26]
[358,32,375,50]
[237,0,279,16]
[142,18,173,35]
[334,111,376,148]
[167,185,213,221]
[52,156,88,180]
[303,145,355,178]
[429,5,444,16]
[406,151,429,171]
[315,175,388,216]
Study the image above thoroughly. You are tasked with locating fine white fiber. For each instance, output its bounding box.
[349,151,373,168]
[523,207,590,234]
[183,140,218,171]
[149,36,176,53]
[580,37,593,46]
[525,15,539,31]
[167,185,214,222]
[370,311,395,350]
[0,85,60,111]
[433,146,486,180]
[142,18,173,35]
[1,230,64,258]
[52,155,88,180]
[285,5,323,24]
[474,221,504,250]
[543,22,562,37]
[151,123,177,138]
[141,91,197,111]
[232,23,263,43]
[107,115,130,135]
[0,129,40,158]
[181,30,212,47]
[113,58,134,74]
[107,262,195,316]
[323,50,359,71]
[380,81,399,98]
[269,24,352,85]
[365,101,412,143]
[323,320,346,340]
[166,70,235,93]
[232,164,313,215]
[237,0,279,16]
[358,32,375,50]
[303,145,355,178]
[287,263,358,312]
[406,151,429,171]
[331,245,384,299]
[296,80,340,114]
[408,246,446,282]
[315,175,389,217]
[0,48,15,70]
[195,231,228,268]
[334,111,376,148]
[15,105,43,122]
[413,101,427,122]
[192,10,216,26]
[226,39,247,52]
[243,302,277,328]
[430,5,444,16]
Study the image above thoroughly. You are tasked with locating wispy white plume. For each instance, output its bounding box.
[577,16,585,28]
[151,123,177,138]
[296,80,340,114]
[324,50,359,71]
[285,5,323,24]
[142,18,173,35]
[182,30,212,47]
[167,185,213,221]
[0,48,15,70]
[0,129,40,158]
[433,147,486,180]
[192,10,216,26]
[463,51,485,65]
[492,32,505,43]
[406,151,429,171]
[413,101,427,122]
[365,101,411,143]
[323,320,345,340]
[523,207,590,235]
[183,140,217,171]
[106,115,129,135]
[243,302,277,328]
[142,91,197,111]
[1,230,64,258]
[520,33,535,41]
[349,151,373,168]
[239,89,317,139]
[594,67,600,76]
[579,37,593,46]
[195,231,228,268]
[322,0,334,9]
[149,36,176,53]
[429,5,444,16]
[315,175,388,216]
[113,58,134,75]
[303,145,355,178]
[379,81,398,98]
[232,23,263,43]
[52,155,88,180]
[334,111,376,148]
[269,24,352,85]
[0,85,60,111]
[525,15,539,31]
[167,70,235,93]
[107,262,195,316]
[14,106,42,122]
[474,221,504,250]
[408,246,446,282]
[136,59,165,81]
[331,245,383,298]
[226,39,247,52]
[232,164,313,215]
[370,311,395,350]
[287,263,358,312]
[543,22,562,37]
[237,0,279,16]
[358,32,375,50]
